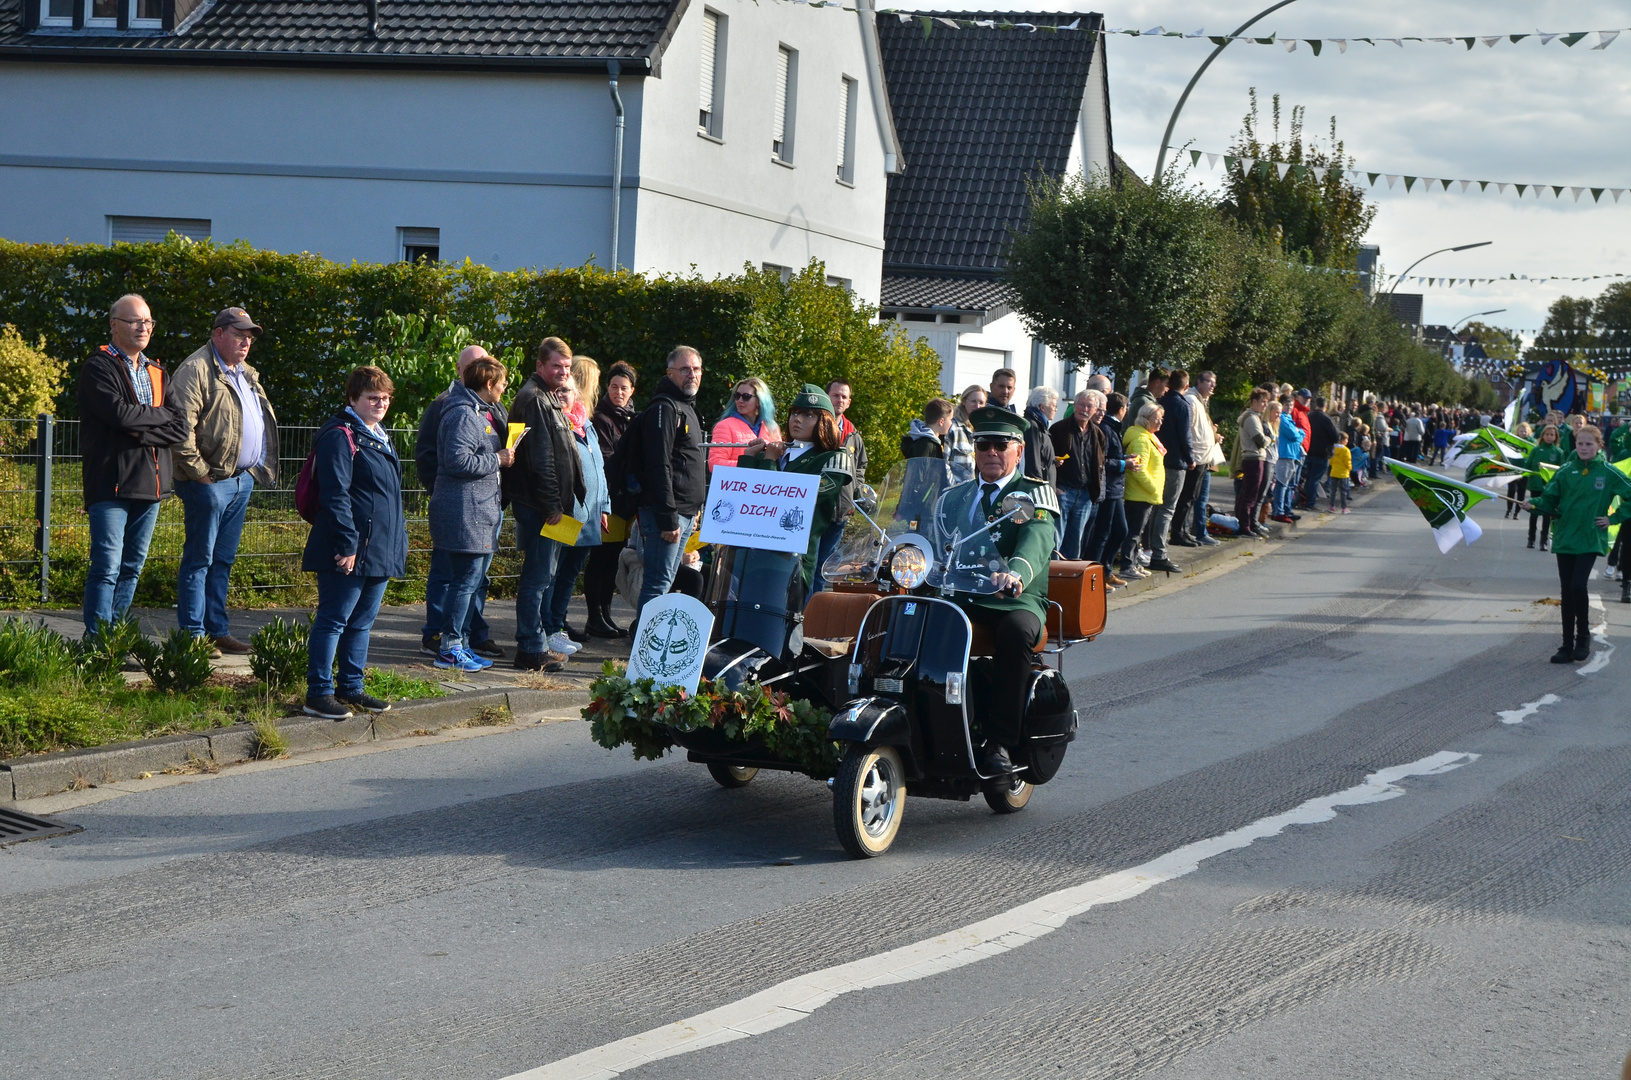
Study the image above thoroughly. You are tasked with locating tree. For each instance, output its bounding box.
[1004,173,1233,384]
[1591,280,1631,350]
[1527,296,1596,362]
[1220,90,1376,269]
[0,324,65,447]
[1462,321,1522,362]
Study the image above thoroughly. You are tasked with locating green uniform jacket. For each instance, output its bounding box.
[1529,458,1631,556]
[1609,424,1631,464]
[735,447,851,588]
[1557,425,1575,454]
[933,474,1057,623]
[1523,442,1566,473]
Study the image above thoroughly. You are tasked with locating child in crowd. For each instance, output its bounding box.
[1352,436,1371,489]
[1525,425,1631,662]
[1327,433,1352,513]
[1525,424,1567,550]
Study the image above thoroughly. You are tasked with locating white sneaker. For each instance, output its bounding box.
[547,630,581,655]
[1137,550,1152,566]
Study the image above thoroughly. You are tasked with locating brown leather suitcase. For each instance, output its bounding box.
[1047,560,1106,642]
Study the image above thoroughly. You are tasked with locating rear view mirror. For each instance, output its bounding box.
[1000,492,1035,524]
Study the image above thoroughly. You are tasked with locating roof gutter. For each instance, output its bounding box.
[855,0,904,175]
[0,46,655,74]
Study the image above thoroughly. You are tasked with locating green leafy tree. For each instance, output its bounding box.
[1004,173,1233,384]
[1201,232,1299,392]
[1527,296,1597,363]
[1220,90,1377,268]
[1591,280,1631,353]
[1462,321,1522,362]
[0,324,65,445]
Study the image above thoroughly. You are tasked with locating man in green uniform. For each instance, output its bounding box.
[932,406,1058,776]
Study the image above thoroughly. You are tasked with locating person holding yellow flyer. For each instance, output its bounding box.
[536,359,611,650]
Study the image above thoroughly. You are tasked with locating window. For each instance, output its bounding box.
[825,275,851,292]
[762,262,792,283]
[130,0,161,26]
[85,0,117,27]
[772,45,797,163]
[39,0,161,28]
[109,216,210,243]
[698,9,726,138]
[39,0,72,26]
[400,227,440,263]
[836,76,857,183]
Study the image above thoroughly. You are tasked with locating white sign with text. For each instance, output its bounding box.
[626,592,714,694]
[698,464,819,554]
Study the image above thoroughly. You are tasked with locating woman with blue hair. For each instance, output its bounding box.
[709,376,781,473]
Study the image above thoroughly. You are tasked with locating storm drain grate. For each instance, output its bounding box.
[0,807,82,847]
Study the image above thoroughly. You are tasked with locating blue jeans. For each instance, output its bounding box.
[1272,460,1302,516]
[1083,497,1127,568]
[1056,486,1095,560]
[812,520,846,593]
[84,498,161,637]
[440,551,493,652]
[307,572,389,699]
[175,473,253,637]
[1190,470,1212,539]
[637,507,695,616]
[512,503,560,655]
[544,541,594,635]
[1299,456,1330,508]
[422,544,491,645]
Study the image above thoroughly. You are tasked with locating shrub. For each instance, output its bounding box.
[76,618,146,685]
[0,324,65,444]
[0,616,76,689]
[250,616,310,691]
[135,628,215,694]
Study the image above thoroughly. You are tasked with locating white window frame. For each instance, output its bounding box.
[399,227,441,264]
[83,0,118,29]
[836,75,857,185]
[37,0,73,27]
[772,45,798,165]
[129,0,163,28]
[698,9,726,140]
[763,262,793,283]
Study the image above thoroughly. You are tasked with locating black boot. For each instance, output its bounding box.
[585,602,625,639]
[1551,642,1574,664]
[1621,577,1630,604]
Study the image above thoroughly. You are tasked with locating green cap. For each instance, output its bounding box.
[790,383,834,415]
[969,405,1026,441]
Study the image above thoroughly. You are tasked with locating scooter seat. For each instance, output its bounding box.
[803,590,877,643]
[969,623,1048,656]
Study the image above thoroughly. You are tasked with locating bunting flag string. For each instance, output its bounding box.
[1281,263,1630,289]
[775,3,1628,51]
[1178,148,1630,205]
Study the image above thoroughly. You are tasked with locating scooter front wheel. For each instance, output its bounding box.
[833,745,906,858]
[983,775,1032,814]
[706,763,759,788]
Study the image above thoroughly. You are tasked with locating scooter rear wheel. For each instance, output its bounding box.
[983,775,1032,814]
[833,745,906,858]
[707,763,759,788]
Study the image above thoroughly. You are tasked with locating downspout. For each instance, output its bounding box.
[366,0,377,38]
[855,0,904,175]
[607,59,625,272]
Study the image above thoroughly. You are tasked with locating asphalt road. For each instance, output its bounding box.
[4,489,1628,1080]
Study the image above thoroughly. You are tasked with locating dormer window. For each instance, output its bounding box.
[37,0,163,29]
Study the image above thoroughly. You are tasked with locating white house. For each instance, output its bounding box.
[874,11,1118,400]
[0,0,903,301]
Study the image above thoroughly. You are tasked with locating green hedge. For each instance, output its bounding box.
[0,237,939,482]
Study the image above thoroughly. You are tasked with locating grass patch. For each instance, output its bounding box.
[460,704,514,728]
[363,667,447,701]
[251,716,288,759]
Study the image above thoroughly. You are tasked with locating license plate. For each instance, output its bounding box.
[874,677,903,694]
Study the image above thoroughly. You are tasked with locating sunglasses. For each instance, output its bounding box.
[974,438,1014,453]
[734,391,756,401]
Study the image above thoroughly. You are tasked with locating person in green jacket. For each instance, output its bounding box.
[736,383,853,591]
[1523,425,1567,550]
[930,406,1059,777]
[1525,425,1631,663]
[1609,419,1631,464]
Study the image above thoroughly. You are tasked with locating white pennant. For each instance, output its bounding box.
[1334,39,1348,53]
[1276,162,1293,179]
[1482,36,1501,47]
[1614,189,1626,203]
[1459,180,1472,192]
[1206,153,1219,169]
[1596,30,1620,49]
[1497,182,1508,193]
[1386,174,1400,188]
[1572,186,1586,201]
[1538,32,1560,45]
[1284,38,1297,51]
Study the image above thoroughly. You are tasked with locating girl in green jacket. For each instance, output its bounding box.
[1526,426,1631,663]
[737,384,852,591]
[1523,425,1566,550]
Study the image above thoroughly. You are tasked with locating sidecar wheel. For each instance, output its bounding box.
[706,763,759,788]
[983,775,1032,814]
[833,745,906,858]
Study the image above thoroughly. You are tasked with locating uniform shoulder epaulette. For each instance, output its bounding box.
[1019,480,1059,515]
[823,448,855,480]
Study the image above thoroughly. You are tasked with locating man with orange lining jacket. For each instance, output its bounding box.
[78,293,187,638]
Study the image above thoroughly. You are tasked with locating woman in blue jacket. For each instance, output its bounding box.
[302,366,410,719]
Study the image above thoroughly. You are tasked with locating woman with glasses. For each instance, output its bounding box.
[709,376,781,473]
[735,384,852,590]
[947,385,987,484]
[301,366,410,720]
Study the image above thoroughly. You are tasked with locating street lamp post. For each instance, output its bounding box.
[1452,308,1507,331]
[1386,241,1494,298]
[1152,0,1304,186]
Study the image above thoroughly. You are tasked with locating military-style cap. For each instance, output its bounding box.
[213,307,263,337]
[790,383,834,415]
[969,405,1026,442]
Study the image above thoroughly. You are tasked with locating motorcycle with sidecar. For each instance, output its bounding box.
[658,461,1107,857]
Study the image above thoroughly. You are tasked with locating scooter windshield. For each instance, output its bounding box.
[822,460,945,586]
[923,485,1004,596]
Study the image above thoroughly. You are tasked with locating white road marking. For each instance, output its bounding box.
[1581,593,1614,675]
[1497,694,1561,725]
[505,750,1477,1080]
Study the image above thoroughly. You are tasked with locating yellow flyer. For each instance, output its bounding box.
[540,515,583,544]
[506,423,527,450]
[684,530,707,553]
[601,514,631,542]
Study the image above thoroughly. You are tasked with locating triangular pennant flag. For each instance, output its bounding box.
[1357,37,1374,45]
[1368,172,1381,185]
[1428,37,1453,44]
[1206,153,1219,168]
[1460,37,1475,50]
[917,15,933,37]
[1498,182,1509,194]
[1307,39,1322,55]
[1479,181,1490,192]
[1482,35,1501,47]
[1538,33,1559,46]
[1613,189,1626,203]
[1224,155,1237,170]
[1553,185,1566,198]
[1333,39,1347,53]
[1386,174,1400,188]
[1515,184,1526,196]
[1241,157,1257,173]
[1276,162,1293,179]
[1209,36,1228,45]
[1284,38,1297,52]
[1572,186,1585,201]
[1441,178,1454,191]
[1509,34,1529,44]
[1062,18,1079,30]
[1312,166,1329,181]
[1190,150,1202,166]
[1459,180,1472,192]
[1404,176,1417,191]
[1384,38,1403,47]
[1561,32,1589,47]
[936,17,960,29]
[1142,26,1165,36]
[1595,30,1620,49]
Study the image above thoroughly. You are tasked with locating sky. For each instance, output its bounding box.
[888,0,1631,342]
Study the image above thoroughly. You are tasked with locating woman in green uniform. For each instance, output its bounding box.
[737,383,853,591]
[1524,424,1567,550]
[1525,425,1631,663]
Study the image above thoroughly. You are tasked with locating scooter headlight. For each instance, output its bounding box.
[888,543,930,589]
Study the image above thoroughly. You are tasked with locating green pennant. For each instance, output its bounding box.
[1515,184,1527,196]
[1357,37,1373,45]
[917,15,933,38]
[1509,34,1528,43]
[1404,176,1417,191]
[1562,32,1589,47]
[1308,39,1322,55]
[1479,181,1489,192]
[1190,150,1202,166]
[1254,36,1275,45]
[1460,37,1475,50]
[1224,155,1237,170]
[1593,188,1605,202]
[1553,185,1565,197]
[1368,172,1380,185]
[1209,36,1228,45]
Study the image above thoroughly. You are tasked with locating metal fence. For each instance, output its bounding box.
[1,416,521,606]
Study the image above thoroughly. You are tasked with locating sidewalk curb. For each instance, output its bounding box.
[0,685,588,802]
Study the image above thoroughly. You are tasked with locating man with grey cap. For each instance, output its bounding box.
[168,307,279,654]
